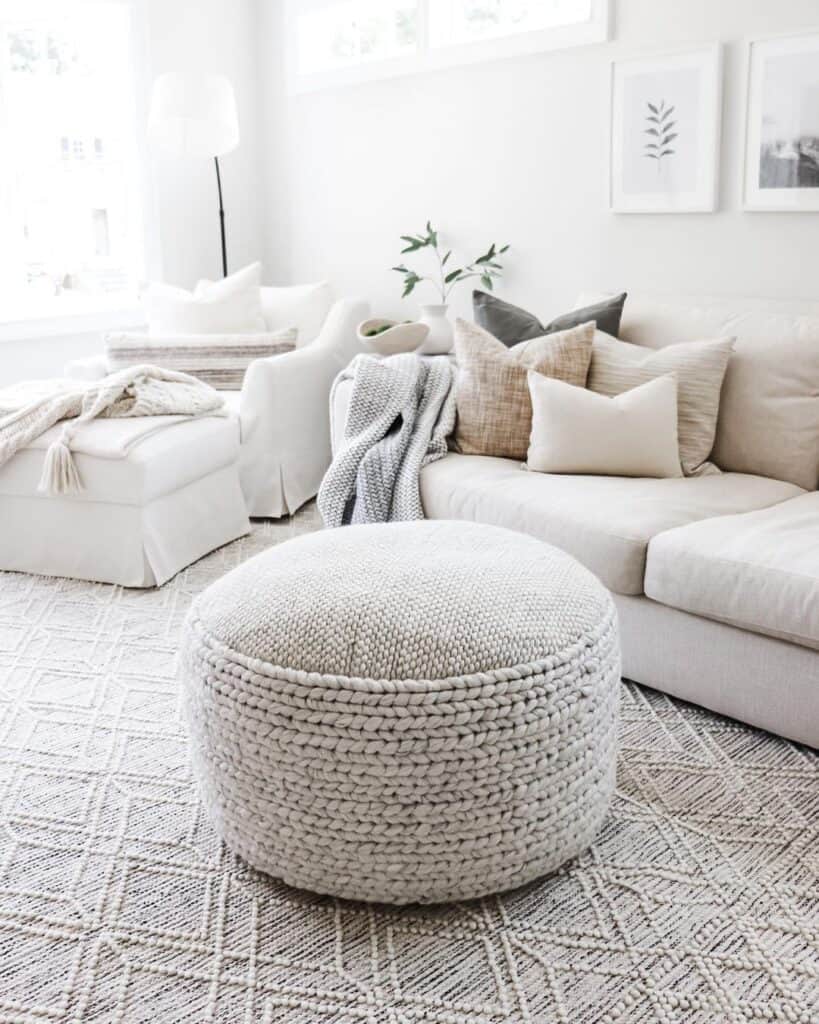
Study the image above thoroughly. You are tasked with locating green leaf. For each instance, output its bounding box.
[444,268,463,284]
[481,273,494,291]
[498,244,510,254]
[442,250,452,266]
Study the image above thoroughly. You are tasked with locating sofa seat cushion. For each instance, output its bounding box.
[645,492,819,650]
[420,454,803,596]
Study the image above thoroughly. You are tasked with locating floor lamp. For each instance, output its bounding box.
[148,73,239,278]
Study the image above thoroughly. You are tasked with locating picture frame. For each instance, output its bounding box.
[743,30,819,212]
[610,45,723,213]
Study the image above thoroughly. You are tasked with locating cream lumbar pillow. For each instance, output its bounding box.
[527,372,683,478]
[143,262,267,336]
[588,331,734,476]
[453,318,595,460]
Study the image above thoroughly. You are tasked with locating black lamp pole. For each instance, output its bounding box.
[214,156,228,278]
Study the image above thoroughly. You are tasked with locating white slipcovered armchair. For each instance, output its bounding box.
[65,295,370,518]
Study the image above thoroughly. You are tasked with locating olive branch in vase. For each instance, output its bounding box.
[644,100,678,171]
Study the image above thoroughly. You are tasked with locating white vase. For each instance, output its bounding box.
[417,304,454,355]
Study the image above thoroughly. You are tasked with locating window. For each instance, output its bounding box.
[296,1,420,76]
[430,0,594,47]
[0,1,146,326]
[288,0,609,92]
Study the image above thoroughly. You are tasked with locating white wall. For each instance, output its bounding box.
[268,0,819,324]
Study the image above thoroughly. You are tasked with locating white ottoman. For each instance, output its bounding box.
[181,521,621,904]
[0,415,250,587]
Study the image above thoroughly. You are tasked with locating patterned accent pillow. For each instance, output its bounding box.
[588,331,735,476]
[453,319,595,460]
[105,329,297,390]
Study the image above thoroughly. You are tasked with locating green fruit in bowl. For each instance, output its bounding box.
[364,320,412,338]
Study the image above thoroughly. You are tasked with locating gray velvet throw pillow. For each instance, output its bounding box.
[473,290,628,348]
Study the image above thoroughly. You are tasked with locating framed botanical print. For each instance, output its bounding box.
[610,45,723,213]
[743,31,819,211]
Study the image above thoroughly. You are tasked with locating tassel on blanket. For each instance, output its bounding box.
[38,440,83,496]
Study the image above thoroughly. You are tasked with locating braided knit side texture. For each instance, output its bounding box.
[180,521,621,904]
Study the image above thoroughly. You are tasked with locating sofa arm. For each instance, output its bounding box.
[238,297,369,516]
[65,354,109,381]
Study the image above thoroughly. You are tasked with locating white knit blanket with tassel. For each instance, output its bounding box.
[0,364,225,496]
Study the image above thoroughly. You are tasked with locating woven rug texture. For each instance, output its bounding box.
[0,504,817,1023]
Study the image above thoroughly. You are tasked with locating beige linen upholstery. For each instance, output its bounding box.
[420,453,803,595]
[453,319,594,460]
[588,331,733,476]
[527,373,682,478]
[615,595,819,749]
[594,293,819,490]
[645,492,819,650]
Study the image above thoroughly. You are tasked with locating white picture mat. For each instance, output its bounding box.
[743,31,819,212]
[610,45,723,213]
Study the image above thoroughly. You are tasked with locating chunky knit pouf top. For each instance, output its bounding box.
[180,520,621,905]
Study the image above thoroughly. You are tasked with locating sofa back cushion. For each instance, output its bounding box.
[580,293,819,491]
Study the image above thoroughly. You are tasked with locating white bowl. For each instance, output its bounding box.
[357,318,430,356]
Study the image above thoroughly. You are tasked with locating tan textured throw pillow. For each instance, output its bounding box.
[588,332,734,476]
[453,319,595,459]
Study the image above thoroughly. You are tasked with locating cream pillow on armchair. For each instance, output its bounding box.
[527,372,682,478]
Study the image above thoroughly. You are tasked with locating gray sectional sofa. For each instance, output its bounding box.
[418,294,819,748]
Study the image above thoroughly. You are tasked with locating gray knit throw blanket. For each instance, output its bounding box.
[318,353,456,527]
[0,364,225,496]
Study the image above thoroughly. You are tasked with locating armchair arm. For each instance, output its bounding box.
[238,297,369,516]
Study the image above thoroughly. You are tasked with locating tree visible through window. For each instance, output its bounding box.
[290,0,606,90]
[0,2,144,322]
[297,1,419,75]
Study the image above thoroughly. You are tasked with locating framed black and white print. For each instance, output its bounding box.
[743,31,819,211]
[610,46,723,213]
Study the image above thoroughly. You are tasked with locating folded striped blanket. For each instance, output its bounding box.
[105,329,297,389]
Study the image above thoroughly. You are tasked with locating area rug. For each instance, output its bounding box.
[0,505,816,1024]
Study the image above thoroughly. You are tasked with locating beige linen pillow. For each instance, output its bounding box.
[527,372,682,478]
[588,331,734,476]
[453,319,595,459]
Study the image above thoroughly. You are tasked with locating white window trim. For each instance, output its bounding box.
[0,0,161,341]
[0,304,145,345]
[286,0,611,95]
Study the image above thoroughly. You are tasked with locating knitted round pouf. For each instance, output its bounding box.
[180,521,620,905]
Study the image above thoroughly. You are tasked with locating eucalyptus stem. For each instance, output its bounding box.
[392,222,509,304]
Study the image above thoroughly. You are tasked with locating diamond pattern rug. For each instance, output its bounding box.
[0,505,817,1023]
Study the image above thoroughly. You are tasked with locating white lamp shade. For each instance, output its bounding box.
[148,72,239,159]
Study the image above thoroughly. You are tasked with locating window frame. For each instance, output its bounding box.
[0,0,158,340]
[286,0,611,95]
